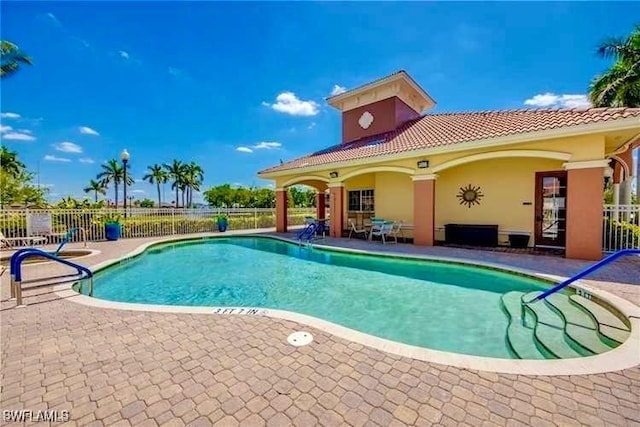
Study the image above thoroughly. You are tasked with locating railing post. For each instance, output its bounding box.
[172,209,176,235]
[15,280,22,306]
[254,207,258,229]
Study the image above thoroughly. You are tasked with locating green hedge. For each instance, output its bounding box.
[603,219,640,250]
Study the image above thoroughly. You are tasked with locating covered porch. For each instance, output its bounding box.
[274,147,625,261]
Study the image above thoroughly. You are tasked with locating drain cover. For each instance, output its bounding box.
[287,331,313,347]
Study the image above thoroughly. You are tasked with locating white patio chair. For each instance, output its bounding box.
[371,222,395,244]
[0,231,47,249]
[388,221,403,243]
[348,220,367,240]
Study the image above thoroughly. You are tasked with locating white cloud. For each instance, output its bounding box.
[119,50,130,59]
[168,67,186,77]
[132,189,146,194]
[524,93,591,109]
[330,85,347,96]
[79,157,95,164]
[0,125,12,133]
[1,112,20,119]
[308,122,316,130]
[46,12,62,27]
[263,92,319,116]
[1,132,35,141]
[253,142,282,150]
[44,154,71,162]
[79,126,99,136]
[236,141,283,154]
[54,141,83,153]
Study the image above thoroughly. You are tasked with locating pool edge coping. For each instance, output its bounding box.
[55,232,640,376]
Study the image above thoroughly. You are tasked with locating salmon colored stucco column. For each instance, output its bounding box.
[329,184,344,238]
[565,162,605,261]
[275,188,287,233]
[316,191,326,220]
[413,175,436,246]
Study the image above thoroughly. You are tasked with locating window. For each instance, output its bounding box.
[348,189,375,212]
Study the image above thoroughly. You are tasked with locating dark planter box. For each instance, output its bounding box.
[445,224,498,247]
[105,222,121,241]
[217,218,228,232]
[508,233,530,248]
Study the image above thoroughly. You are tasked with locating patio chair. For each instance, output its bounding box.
[389,221,404,243]
[0,231,47,250]
[348,220,367,240]
[370,221,395,244]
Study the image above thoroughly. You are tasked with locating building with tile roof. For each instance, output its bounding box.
[258,71,640,260]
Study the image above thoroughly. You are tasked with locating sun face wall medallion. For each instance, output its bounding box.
[457,184,484,208]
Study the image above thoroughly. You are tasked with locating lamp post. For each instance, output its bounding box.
[120,149,130,218]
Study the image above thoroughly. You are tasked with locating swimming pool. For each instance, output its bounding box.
[81,236,573,359]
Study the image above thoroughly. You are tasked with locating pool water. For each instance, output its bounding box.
[86,237,550,358]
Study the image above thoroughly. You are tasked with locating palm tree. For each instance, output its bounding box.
[97,159,133,207]
[0,146,26,178]
[1,40,32,78]
[83,179,106,203]
[142,164,168,207]
[589,25,640,198]
[589,25,640,107]
[183,162,204,207]
[164,160,185,208]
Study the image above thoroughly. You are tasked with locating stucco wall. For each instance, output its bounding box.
[373,172,414,225]
[435,157,564,244]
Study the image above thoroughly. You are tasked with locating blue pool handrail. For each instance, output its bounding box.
[52,227,81,255]
[10,248,93,306]
[296,223,318,244]
[523,249,640,304]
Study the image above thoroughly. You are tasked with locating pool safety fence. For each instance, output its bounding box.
[0,207,319,242]
[602,204,640,252]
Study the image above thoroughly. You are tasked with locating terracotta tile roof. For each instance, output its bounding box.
[259,108,640,175]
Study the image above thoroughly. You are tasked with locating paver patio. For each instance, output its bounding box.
[1,231,639,426]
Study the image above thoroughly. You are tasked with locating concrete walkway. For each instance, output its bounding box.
[1,231,638,426]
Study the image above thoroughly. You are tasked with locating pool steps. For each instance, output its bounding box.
[569,295,631,345]
[500,291,630,359]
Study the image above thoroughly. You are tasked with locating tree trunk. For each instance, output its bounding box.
[115,183,119,208]
[94,191,98,203]
[175,187,179,208]
[157,183,161,208]
[181,190,185,208]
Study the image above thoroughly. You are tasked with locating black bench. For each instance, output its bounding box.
[444,224,499,247]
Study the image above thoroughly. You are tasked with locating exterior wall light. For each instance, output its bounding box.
[417,160,429,169]
[329,171,339,178]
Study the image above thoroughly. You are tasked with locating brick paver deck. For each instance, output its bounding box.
[1,232,639,426]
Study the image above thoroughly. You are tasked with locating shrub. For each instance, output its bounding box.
[603,219,640,250]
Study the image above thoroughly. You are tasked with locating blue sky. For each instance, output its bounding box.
[1,2,638,203]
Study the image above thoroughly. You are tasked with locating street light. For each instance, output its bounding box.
[120,149,130,218]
